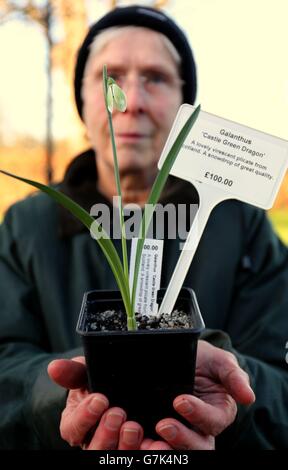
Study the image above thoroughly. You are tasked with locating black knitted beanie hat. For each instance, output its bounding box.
[74,5,197,120]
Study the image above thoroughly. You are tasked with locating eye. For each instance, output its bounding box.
[144,72,168,85]
[108,70,123,84]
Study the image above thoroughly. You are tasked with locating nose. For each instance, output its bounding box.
[122,79,147,114]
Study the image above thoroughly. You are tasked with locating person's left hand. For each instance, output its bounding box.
[139,339,255,450]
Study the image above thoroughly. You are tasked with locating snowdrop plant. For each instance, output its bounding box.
[0,65,200,330]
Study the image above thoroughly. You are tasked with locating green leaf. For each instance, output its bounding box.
[0,169,131,316]
[131,105,201,312]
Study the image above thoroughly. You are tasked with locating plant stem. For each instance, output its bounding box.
[107,112,134,326]
[103,66,135,328]
[107,111,129,281]
[127,315,137,331]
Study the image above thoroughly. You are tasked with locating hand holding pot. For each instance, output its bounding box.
[48,341,255,450]
[48,357,144,450]
[141,339,256,450]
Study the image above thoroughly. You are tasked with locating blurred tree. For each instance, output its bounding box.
[51,1,87,84]
[0,0,87,183]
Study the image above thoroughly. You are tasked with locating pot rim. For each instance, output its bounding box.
[76,287,205,337]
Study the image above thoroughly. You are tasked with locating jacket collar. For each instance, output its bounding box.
[58,148,199,238]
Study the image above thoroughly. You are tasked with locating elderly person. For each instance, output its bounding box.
[0,6,287,450]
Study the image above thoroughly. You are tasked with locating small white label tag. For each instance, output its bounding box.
[129,238,163,316]
[158,104,288,209]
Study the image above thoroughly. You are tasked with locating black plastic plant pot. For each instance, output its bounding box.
[76,287,205,437]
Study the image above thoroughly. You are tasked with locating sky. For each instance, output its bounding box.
[0,0,287,142]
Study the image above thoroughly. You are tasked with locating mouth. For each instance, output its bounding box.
[115,132,150,143]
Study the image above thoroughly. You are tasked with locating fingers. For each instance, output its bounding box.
[156,418,215,450]
[197,341,255,405]
[48,358,87,389]
[60,393,109,447]
[211,350,255,405]
[173,394,237,436]
[140,439,173,450]
[140,438,154,450]
[118,421,144,450]
[86,407,127,450]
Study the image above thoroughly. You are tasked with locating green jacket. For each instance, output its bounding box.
[0,150,288,449]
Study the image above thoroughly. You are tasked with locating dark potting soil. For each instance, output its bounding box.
[85,309,194,332]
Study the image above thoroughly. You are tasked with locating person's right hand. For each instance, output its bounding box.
[47,357,144,450]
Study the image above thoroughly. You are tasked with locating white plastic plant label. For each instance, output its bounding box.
[159,104,288,210]
[157,105,288,317]
[129,238,163,316]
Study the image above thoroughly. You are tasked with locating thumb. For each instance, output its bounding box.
[47,357,87,389]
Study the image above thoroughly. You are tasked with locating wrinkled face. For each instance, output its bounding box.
[81,28,183,181]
